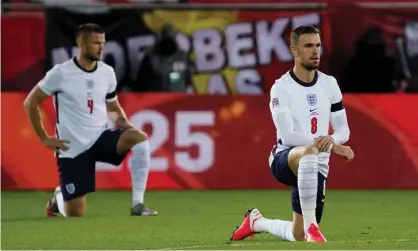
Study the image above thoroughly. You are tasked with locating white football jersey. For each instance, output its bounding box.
[39,58,118,158]
[268,69,345,177]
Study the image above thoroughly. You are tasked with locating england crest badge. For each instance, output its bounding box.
[271,97,279,109]
[65,183,76,194]
[86,80,94,89]
[306,94,317,106]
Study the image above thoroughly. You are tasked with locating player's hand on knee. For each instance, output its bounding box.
[314,136,334,152]
[41,136,70,151]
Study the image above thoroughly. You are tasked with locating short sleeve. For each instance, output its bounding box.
[329,76,343,104]
[270,82,290,116]
[106,68,118,102]
[329,76,344,112]
[38,65,62,96]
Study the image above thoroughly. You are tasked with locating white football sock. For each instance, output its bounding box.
[253,218,295,241]
[129,140,151,207]
[56,189,67,217]
[298,154,319,232]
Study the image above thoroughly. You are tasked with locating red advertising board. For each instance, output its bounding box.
[2,93,418,190]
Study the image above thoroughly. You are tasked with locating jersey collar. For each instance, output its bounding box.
[289,69,318,87]
[73,57,98,73]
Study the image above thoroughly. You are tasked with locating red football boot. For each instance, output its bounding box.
[46,186,60,217]
[230,208,263,241]
[305,223,327,242]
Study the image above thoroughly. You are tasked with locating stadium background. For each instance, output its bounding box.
[2,0,418,191]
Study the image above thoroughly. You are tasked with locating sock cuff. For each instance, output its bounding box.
[300,154,319,163]
[132,140,149,152]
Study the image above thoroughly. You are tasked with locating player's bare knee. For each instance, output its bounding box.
[293,230,305,241]
[66,210,84,217]
[122,129,147,146]
[303,145,319,156]
[65,206,85,217]
[64,197,85,217]
[117,129,148,153]
[128,129,147,144]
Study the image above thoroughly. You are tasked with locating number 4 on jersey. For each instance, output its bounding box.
[87,99,94,114]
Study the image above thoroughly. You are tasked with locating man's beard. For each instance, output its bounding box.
[301,62,319,71]
[84,52,100,62]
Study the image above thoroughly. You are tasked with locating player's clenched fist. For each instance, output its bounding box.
[340,146,354,162]
[41,136,70,151]
[314,136,334,152]
[332,145,354,162]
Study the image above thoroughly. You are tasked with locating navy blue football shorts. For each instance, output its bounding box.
[57,128,128,201]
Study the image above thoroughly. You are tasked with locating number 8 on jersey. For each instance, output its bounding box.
[311,117,318,134]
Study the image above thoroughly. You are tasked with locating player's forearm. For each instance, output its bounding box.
[272,113,314,146]
[115,114,131,126]
[281,132,314,146]
[23,101,49,141]
[331,144,347,155]
[108,109,132,127]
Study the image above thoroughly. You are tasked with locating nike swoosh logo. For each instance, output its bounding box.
[310,108,317,112]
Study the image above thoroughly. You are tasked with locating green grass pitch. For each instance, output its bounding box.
[2,190,418,250]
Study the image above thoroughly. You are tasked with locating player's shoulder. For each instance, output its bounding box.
[317,70,339,90]
[271,71,293,92]
[50,58,82,76]
[275,71,294,85]
[97,61,115,74]
[49,59,74,73]
[97,61,117,82]
[317,70,338,85]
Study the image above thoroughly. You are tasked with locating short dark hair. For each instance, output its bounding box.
[76,23,105,39]
[291,25,320,45]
